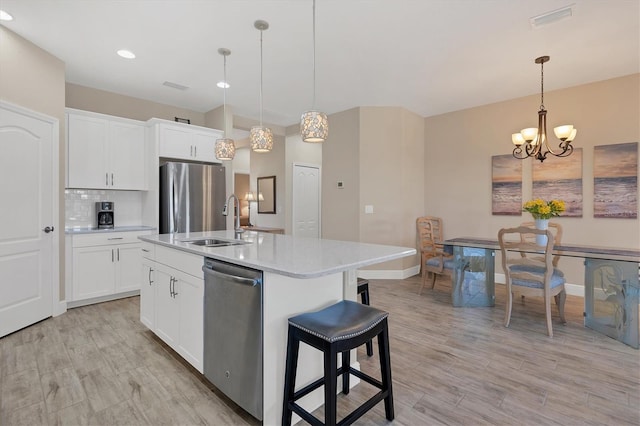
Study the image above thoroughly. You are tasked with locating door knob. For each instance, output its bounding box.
[43,226,55,233]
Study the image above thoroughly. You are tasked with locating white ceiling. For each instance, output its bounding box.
[2,0,638,127]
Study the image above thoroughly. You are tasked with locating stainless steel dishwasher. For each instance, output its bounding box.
[202,258,263,420]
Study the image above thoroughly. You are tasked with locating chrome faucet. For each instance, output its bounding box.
[223,194,244,235]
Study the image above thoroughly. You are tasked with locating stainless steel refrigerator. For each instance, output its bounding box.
[159,162,227,234]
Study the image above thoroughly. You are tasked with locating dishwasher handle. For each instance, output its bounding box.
[203,266,261,287]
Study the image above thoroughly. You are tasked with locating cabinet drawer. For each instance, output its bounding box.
[155,245,203,279]
[140,241,156,259]
[72,231,151,248]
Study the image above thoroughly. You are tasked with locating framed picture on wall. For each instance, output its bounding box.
[491,154,522,215]
[257,176,276,214]
[594,142,638,218]
[533,148,583,217]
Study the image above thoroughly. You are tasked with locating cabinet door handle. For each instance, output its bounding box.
[108,237,123,240]
[117,248,120,261]
[169,277,173,296]
[111,173,114,186]
[111,249,114,262]
[106,173,109,186]
[190,146,193,157]
[194,146,197,157]
[172,278,178,297]
[141,248,150,253]
[148,268,153,285]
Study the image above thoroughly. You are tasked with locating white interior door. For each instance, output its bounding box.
[292,164,321,238]
[0,102,57,337]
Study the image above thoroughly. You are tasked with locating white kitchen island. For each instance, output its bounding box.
[139,230,415,425]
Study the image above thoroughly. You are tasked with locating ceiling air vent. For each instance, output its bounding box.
[530,4,574,29]
[162,81,189,91]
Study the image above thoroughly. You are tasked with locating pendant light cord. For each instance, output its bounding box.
[312,0,317,109]
[259,28,264,126]
[223,54,228,138]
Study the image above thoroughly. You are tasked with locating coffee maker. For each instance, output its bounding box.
[96,201,114,229]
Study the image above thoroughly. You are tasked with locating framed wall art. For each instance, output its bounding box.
[491,154,522,215]
[532,147,583,217]
[594,142,638,218]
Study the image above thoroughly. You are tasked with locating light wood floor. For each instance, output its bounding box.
[1,275,638,425]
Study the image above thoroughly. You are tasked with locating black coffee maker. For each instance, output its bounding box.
[96,201,114,229]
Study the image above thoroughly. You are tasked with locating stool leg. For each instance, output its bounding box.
[378,322,395,421]
[361,287,374,357]
[282,327,300,426]
[341,350,350,395]
[324,345,338,426]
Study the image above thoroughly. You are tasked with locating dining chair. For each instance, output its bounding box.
[519,221,563,267]
[416,216,453,294]
[498,225,567,337]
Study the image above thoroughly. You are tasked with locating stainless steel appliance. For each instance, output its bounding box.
[202,258,263,420]
[159,162,226,234]
[96,201,114,229]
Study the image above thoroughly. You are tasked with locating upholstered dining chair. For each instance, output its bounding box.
[498,225,567,337]
[416,216,453,294]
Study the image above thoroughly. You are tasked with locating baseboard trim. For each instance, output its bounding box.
[67,290,140,309]
[53,300,67,317]
[357,265,420,280]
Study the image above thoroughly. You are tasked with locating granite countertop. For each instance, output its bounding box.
[140,230,416,279]
[65,225,156,235]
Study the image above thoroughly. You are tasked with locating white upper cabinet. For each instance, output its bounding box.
[67,109,146,190]
[155,121,222,163]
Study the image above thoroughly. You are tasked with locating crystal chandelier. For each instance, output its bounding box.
[214,48,236,160]
[511,56,577,162]
[300,0,328,143]
[250,20,274,153]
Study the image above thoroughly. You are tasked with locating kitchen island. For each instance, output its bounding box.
[139,230,415,425]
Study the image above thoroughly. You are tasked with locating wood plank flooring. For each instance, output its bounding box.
[1,275,638,425]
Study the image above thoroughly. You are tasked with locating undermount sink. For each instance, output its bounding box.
[181,238,248,247]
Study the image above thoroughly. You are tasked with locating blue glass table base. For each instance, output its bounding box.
[451,246,495,307]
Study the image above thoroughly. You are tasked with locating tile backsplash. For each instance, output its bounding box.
[65,189,143,228]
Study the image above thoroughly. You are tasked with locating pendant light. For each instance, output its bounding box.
[215,48,236,160]
[300,0,328,143]
[511,56,576,162]
[250,20,274,153]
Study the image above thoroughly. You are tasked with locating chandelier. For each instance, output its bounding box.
[300,0,328,143]
[511,56,576,162]
[250,20,274,153]
[215,48,236,160]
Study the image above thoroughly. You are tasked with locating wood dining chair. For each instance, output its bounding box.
[416,216,453,294]
[498,225,567,337]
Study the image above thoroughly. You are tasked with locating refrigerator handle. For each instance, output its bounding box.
[172,179,179,233]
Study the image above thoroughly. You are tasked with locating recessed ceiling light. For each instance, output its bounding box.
[117,49,136,59]
[0,10,14,21]
[217,81,230,89]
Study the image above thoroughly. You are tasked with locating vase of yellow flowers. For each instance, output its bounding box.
[523,199,565,245]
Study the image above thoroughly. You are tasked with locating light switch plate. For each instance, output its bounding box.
[365,205,374,214]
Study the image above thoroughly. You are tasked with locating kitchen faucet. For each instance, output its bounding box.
[222,194,244,235]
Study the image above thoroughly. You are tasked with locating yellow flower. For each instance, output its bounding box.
[523,198,565,220]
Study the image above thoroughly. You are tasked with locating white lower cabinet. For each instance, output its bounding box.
[69,231,150,305]
[140,245,204,373]
[140,257,156,330]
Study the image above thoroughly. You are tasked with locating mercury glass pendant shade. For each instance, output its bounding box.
[215,138,236,160]
[250,125,274,152]
[301,110,328,143]
[215,47,235,160]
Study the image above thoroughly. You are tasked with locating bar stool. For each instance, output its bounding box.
[282,300,394,426]
[356,278,374,356]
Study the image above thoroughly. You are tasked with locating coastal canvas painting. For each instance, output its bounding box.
[594,142,638,218]
[533,148,583,217]
[492,154,522,215]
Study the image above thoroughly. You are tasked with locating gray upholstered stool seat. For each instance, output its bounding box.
[282,300,394,426]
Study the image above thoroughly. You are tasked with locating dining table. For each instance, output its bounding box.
[442,237,640,349]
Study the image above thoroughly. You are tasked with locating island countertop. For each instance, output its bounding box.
[140,230,416,278]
